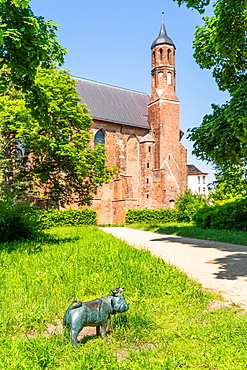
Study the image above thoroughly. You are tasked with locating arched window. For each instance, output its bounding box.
[167,49,171,62]
[167,72,172,85]
[127,135,139,177]
[94,130,105,147]
[159,48,163,61]
[152,51,156,67]
[169,199,175,209]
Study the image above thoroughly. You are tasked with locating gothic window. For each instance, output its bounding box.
[127,134,139,177]
[94,130,105,147]
[167,49,171,62]
[159,48,163,62]
[167,72,172,85]
[152,51,156,67]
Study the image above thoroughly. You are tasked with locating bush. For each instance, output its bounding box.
[125,208,178,224]
[0,201,39,242]
[176,190,208,222]
[36,208,97,228]
[194,197,247,230]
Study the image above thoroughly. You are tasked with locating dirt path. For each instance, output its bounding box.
[101,227,247,310]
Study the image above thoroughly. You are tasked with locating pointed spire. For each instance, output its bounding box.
[151,12,175,49]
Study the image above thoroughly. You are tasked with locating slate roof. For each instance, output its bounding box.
[140,133,155,143]
[187,165,208,175]
[151,13,174,49]
[74,77,150,130]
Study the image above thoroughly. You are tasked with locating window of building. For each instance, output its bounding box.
[169,199,175,209]
[94,130,105,147]
[152,51,155,67]
[198,176,200,184]
[159,48,163,61]
[148,146,151,152]
[167,49,171,62]
[147,178,149,183]
[16,138,25,157]
[167,72,172,85]
[147,162,150,168]
[203,176,206,184]
[146,194,149,199]
[203,187,206,194]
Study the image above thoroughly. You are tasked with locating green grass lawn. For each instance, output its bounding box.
[1,226,247,369]
[126,222,247,246]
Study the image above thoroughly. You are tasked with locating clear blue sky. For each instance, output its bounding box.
[31,0,228,183]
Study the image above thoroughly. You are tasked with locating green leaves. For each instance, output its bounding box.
[172,0,210,14]
[125,208,178,224]
[173,0,247,167]
[193,0,247,93]
[0,67,116,205]
[0,0,67,91]
[211,164,247,201]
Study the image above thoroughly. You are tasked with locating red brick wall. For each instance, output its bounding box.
[74,41,187,223]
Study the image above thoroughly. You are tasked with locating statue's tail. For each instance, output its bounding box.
[63,299,83,329]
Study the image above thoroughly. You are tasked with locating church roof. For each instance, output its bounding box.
[140,133,155,143]
[74,77,150,130]
[151,13,175,49]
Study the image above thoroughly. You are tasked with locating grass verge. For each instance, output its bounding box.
[1,226,247,369]
[126,222,247,246]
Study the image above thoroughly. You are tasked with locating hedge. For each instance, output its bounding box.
[125,208,178,224]
[0,201,38,242]
[194,198,247,231]
[36,208,97,228]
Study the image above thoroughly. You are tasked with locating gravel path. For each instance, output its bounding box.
[101,227,247,310]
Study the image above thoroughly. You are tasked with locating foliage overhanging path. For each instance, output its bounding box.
[101,227,247,309]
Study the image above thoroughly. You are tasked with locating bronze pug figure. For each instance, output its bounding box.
[63,287,129,347]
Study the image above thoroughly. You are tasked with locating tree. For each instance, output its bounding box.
[0,0,66,91]
[0,67,116,206]
[175,189,208,222]
[211,164,247,201]
[173,0,247,166]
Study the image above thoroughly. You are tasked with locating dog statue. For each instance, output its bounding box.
[63,287,129,347]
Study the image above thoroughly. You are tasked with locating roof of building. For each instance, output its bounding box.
[140,133,155,143]
[151,13,175,49]
[187,164,208,175]
[74,77,150,130]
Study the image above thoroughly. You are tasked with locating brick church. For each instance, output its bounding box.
[75,15,187,224]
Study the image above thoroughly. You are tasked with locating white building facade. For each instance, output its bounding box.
[187,165,209,196]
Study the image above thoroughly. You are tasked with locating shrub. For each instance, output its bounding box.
[125,208,178,224]
[0,201,39,242]
[194,197,247,230]
[176,190,208,222]
[36,208,97,228]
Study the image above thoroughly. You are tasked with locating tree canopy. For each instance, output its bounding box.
[0,0,66,91]
[211,164,247,201]
[173,0,247,166]
[0,68,116,205]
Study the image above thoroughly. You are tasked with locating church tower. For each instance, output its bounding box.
[148,13,187,204]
